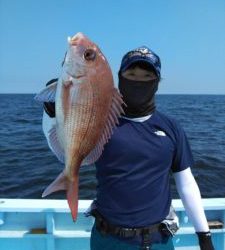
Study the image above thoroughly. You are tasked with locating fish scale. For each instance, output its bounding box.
[64,87,93,177]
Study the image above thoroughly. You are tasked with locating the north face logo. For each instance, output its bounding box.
[154,130,166,136]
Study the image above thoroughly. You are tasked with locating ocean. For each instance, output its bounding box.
[0,94,224,199]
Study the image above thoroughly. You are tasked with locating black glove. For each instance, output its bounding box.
[43,78,58,118]
[196,232,215,250]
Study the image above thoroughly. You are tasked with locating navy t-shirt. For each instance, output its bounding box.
[95,110,194,227]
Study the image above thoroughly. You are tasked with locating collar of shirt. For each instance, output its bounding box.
[121,114,152,122]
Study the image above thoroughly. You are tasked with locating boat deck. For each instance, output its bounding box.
[0,198,224,250]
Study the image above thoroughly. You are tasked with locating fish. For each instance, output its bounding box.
[35,32,124,221]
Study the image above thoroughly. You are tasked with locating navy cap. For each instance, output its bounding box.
[119,46,161,78]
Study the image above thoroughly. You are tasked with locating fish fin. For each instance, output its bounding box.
[48,125,65,163]
[42,172,66,197]
[67,174,79,221]
[34,81,57,102]
[42,171,79,221]
[82,88,124,165]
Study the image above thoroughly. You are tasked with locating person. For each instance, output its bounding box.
[42,46,215,250]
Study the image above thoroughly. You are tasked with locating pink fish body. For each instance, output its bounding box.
[35,33,124,221]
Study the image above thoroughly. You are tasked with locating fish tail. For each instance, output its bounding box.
[66,173,79,221]
[42,169,80,221]
[64,158,82,221]
[42,172,67,197]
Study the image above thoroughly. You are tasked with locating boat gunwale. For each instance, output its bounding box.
[0,198,225,212]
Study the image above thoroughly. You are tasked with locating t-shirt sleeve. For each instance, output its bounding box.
[171,121,194,173]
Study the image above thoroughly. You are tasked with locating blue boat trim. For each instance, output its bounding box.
[0,198,224,250]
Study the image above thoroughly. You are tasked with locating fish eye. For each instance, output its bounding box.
[84,49,96,61]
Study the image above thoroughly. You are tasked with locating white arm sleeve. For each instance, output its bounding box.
[42,111,56,153]
[174,167,209,232]
[42,111,65,163]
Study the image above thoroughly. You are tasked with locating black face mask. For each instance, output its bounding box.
[118,74,159,118]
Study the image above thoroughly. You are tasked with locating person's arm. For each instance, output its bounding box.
[41,78,65,163]
[174,168,214,250]
[42,111,56,150]
[42,104,65,163]
[169,118,214,249]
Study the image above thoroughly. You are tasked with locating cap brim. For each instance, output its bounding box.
[120,57,158,76]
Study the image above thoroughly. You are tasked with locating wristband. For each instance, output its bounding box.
[196,232,215,250]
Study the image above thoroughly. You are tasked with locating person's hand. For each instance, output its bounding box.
[43,78,58,118]
[43,101,55,118]
[196,232,215,250]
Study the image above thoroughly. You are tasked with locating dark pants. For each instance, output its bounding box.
[90,223,175,250]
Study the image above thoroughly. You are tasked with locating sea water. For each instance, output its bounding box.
[0,94,224,199]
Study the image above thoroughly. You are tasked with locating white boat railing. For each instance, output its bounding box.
[0,198,224,250]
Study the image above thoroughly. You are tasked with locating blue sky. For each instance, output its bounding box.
[0,0,224,94]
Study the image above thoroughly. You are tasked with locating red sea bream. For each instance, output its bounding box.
[35,32,124,221]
